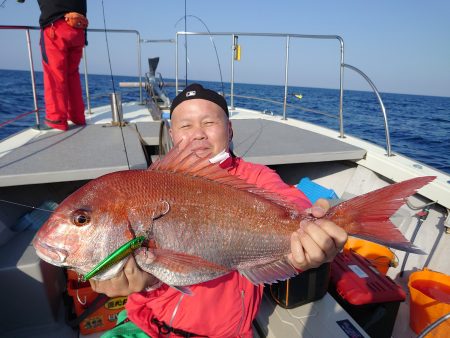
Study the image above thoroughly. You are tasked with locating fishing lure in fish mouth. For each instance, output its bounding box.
[82,235,146,281]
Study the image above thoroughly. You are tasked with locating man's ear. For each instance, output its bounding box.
[228,121,233,142]
[169,128,174,142]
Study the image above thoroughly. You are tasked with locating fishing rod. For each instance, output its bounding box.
[174,15,225,96]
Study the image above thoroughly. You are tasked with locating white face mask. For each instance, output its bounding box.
[209,149,230,164]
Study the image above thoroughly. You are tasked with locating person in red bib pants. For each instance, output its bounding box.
[37,0,87,131]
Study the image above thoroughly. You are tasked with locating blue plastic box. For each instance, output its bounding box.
[296,177,338,204]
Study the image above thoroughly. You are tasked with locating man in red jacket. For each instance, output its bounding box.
[37,0,88,131]
[91,84,347,337]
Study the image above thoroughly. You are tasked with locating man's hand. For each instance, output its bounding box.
[287,198,347,271]
[89,256,159,297]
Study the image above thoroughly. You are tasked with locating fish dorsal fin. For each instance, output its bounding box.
[240,257,298,285]
[149,144,302,212]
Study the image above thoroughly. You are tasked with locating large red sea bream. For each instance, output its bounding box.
[33,145,434,287]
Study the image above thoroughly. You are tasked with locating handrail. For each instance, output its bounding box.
[175,31,345,133]
[1,25,40,125]
[175,31,392,156]
[343,63,392,156]
[1,25,392,156]
[86,28,143,105]
[82,48,91,114]
[0,25,143,124]
[417,312,450,338]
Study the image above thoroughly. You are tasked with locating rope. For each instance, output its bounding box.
[0,109,38,128]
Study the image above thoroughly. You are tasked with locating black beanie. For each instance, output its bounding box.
[170,83,229,117]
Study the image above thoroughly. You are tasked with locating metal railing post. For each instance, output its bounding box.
[82,47,91,114]
[282,35,290,120]
[137,32,143,104]
[338,37,345,138]
[175,33,179,94]
[230,34,236,110]
[25,29,40,125]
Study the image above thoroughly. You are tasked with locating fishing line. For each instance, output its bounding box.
[0,199,83,224]
[101,0,116,95]
[175,15,224,96]
[100,0,131,170]
[0,199,57,214]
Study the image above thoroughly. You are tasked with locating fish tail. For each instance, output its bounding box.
[327,176,435,254]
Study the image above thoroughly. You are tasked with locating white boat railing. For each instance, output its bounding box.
[0,26,392,156]
[0,25,143,123]
[343,63,392,156]
[175,31,393,156]
[0,25,41,126]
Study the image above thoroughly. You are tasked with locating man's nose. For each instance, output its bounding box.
[192,127,207,140]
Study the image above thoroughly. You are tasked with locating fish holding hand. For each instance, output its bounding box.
[33,144,435,289]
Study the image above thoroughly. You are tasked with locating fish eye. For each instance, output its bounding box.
[72,210,91,227]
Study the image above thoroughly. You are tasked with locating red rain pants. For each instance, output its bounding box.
[40,18,86,130]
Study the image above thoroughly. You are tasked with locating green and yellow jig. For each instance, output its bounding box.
[82,235,146,281]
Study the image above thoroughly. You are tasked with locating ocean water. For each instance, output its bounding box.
[1,69,449,174]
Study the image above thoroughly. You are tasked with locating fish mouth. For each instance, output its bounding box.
[33,239,69,266]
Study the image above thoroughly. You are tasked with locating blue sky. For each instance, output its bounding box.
[1,0,449,97]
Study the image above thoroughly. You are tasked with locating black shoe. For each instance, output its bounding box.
[32,123,62,131]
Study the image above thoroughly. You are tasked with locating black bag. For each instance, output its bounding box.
[269,262,331,309]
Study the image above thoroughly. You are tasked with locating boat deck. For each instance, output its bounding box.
[231,119,366,165]
[0,116,366,187]
[0,124,148,187]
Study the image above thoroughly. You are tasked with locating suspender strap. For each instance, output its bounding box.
[151,317,207,337]
[67,293,109,328]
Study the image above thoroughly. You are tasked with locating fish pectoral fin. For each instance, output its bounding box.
[135,248,229,287]
[153,249,228,274]
[239,257,298,285]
